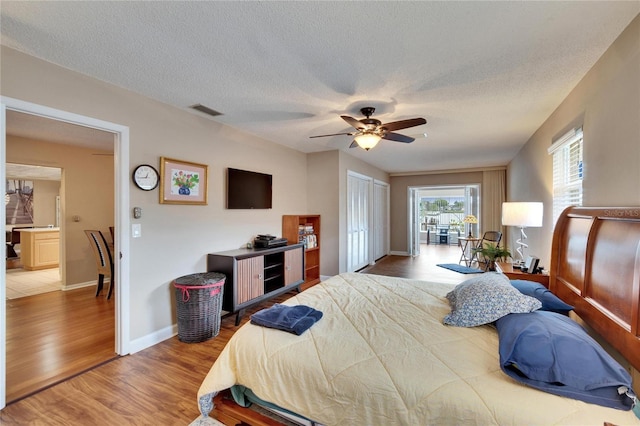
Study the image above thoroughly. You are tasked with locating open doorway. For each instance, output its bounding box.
[5,163,62,298]
[408,185,480,257]
[1,97,131,408]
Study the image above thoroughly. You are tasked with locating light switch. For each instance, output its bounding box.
[132,223,142,238]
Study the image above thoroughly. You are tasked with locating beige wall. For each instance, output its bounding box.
[2,46,309,341]
[307,151,340,276]
[507,14,640,268]
[389,171,484,253]
[7,137,113,287]
[32,179,60,227]
[307,150,389,275]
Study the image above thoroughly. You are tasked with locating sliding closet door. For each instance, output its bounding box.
[347,172,372,272]
[373,180,389,261]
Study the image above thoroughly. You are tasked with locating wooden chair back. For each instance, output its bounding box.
[84,230,114,299]
[479,231,502,247]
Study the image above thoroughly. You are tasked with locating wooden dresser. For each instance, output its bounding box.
[207,243,305,325]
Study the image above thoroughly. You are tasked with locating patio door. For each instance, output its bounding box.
[408,184,480,256]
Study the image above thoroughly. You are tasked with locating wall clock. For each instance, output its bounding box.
[133,164,159,191]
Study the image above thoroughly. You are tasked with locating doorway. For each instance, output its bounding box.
[1,97,131,408]
[5,164,62,298]
[408,185,480,257]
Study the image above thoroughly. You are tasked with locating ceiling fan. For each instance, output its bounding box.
[310,107,426,150]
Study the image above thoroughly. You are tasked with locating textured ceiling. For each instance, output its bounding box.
[2,2,638,173]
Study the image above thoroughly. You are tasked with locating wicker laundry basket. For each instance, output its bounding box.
[173,272,225,343]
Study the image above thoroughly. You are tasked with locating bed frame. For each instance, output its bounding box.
[550,206,640,373]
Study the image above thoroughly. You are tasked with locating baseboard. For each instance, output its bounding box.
[389,251,409,256]
[62,280,98,291]
[129,323,178,354]
[62,279,177,355]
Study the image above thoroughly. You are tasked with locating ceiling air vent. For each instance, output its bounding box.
[190,104,223,117]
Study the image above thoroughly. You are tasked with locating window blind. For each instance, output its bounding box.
[548,128,583,225]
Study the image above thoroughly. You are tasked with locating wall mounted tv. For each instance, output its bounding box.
[227,168,272,209]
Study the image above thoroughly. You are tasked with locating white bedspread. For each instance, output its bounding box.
[198,273,639,425]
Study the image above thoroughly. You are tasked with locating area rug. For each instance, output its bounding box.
[436,263,483,274]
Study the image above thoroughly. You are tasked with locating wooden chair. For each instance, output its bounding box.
[471,231,503,270]
[84,230,114,299]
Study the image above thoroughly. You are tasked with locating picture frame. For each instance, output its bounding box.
[159,157,208,205]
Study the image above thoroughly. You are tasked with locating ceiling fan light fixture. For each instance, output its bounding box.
[354,133,381,150]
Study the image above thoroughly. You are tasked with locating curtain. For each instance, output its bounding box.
[482,170,506,239]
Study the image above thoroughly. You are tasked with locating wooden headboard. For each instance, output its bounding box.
[550,207,640,372]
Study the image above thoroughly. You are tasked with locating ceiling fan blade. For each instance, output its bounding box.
[349,141,359,148]
[341,115,367,130]
[382,132,415,143]
[382,117,426,132]
[309,132,353,138]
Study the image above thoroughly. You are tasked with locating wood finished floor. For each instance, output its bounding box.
[5,285,116,404]
[1,244,465,425]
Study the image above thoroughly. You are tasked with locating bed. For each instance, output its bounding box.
[197,207,640,425]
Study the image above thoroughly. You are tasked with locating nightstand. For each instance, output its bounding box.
[496,261,549,288]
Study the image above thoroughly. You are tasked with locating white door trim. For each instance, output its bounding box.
[373,179,390,261]
[0,96,131,409]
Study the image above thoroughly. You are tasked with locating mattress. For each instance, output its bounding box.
[198,272,639,425]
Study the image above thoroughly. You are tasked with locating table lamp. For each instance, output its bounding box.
[501,202,543,265]
[463,215,478,238]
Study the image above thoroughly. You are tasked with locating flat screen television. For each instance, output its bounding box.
[227,168,272,209]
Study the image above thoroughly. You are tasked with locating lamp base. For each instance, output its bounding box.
[467,231,473,238]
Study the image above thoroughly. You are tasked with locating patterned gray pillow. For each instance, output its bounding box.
[444,273,542,327]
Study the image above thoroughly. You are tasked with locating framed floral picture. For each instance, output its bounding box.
[159,157,208,205]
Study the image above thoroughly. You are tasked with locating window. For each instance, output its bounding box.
[548,127,583,225]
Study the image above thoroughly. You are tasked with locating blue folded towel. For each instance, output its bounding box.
[250,303,323,335]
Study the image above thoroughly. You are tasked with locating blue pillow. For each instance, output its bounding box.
[510,279,573,314]
[496,310,636,410]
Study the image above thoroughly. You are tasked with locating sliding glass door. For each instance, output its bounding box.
[408,184,480,255]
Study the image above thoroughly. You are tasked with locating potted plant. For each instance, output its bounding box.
[473,243,511,271]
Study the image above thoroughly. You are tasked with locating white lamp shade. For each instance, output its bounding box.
[502,202,543,227]
[354,133,381,150]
